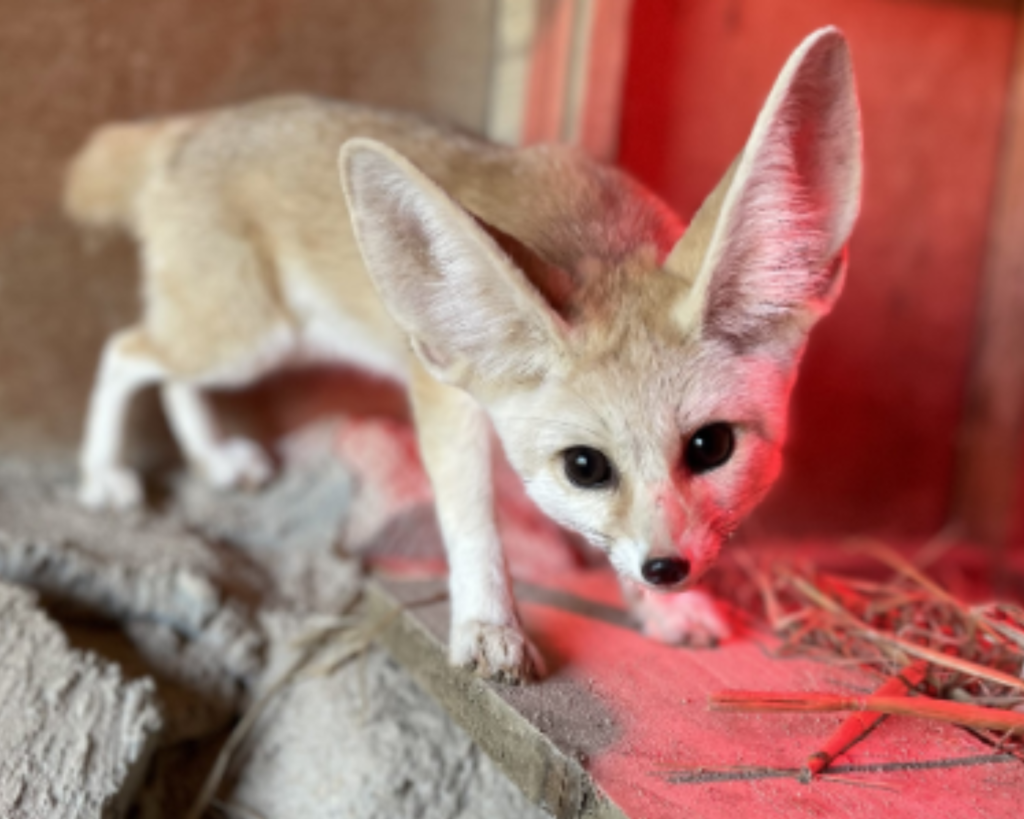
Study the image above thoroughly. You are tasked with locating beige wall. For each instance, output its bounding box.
[0,0,495,456]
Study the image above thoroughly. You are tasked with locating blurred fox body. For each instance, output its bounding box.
[67,29,862,682]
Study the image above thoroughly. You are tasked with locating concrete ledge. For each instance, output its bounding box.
[367,579,623,819]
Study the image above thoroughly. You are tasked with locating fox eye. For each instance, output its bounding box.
[684,423,735,474]
[563,446,614,489]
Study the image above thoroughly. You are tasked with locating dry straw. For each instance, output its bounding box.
[706,541,1024,776]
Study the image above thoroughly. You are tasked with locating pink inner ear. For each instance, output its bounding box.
[700,35,860,344]
[789,42,862,252]
[791,112,828,213]
[777,48,846,210]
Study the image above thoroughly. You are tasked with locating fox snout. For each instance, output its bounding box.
[640,555,691,587]
[640,487,692,587]
[635,532,720,592]
[630,485,715,591]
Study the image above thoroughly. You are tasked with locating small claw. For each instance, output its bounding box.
[450,621,545,684]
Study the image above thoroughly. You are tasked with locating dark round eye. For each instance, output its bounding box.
[563,446,614,488]
[684,423,735,474]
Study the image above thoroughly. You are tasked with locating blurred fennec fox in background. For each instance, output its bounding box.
[66,28,861,682]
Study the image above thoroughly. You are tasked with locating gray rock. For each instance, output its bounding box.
[226,617,547,819]
[0,461,239,635]
[0,581,162,819]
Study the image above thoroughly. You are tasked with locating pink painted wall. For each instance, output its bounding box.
[618,0,1017,538]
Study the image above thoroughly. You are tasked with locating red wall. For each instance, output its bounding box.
[618,0,1017,538]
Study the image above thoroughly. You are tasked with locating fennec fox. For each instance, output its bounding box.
[67,29,861,682]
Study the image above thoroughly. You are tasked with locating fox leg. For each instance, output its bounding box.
[79,327,164,510]
[410,367,543,683]
[161,382,272,490]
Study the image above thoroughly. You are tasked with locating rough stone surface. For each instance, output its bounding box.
[0,458,267,751]
[0,431,552,819]
[0,581,162,819]
[0,460,260,636]
[174,423,361,615]
[225,614,547,819]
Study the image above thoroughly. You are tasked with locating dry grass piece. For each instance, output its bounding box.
[802,660,928,780]
[711,689,1024,735]
[709,541,1024,761]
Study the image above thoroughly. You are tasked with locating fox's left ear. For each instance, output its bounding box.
[667,27,862,348]
[339,139,565,390]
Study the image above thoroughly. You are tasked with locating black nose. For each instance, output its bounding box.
[641,557,690,586]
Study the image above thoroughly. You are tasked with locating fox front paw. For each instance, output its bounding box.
[78,466,144,511]
[198,438,273,491]
[632,588,731,648]
[450,621,545,684]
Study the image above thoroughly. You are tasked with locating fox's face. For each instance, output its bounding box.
[487,324,792,591]
[483,223,848,590]
[342,28,861,591]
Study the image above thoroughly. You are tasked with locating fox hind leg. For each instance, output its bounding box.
[161,381,272,490]
[130,211,285,498]
[79,327,165,510]
[79,328,275,511]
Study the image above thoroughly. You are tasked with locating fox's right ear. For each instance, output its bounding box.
[667,27,863,350]
[339,139,565,390]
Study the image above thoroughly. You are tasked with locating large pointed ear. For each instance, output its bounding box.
[667,27,862,349]
[339,138,565,388]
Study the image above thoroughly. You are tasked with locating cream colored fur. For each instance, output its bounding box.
[69,29,861,682]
